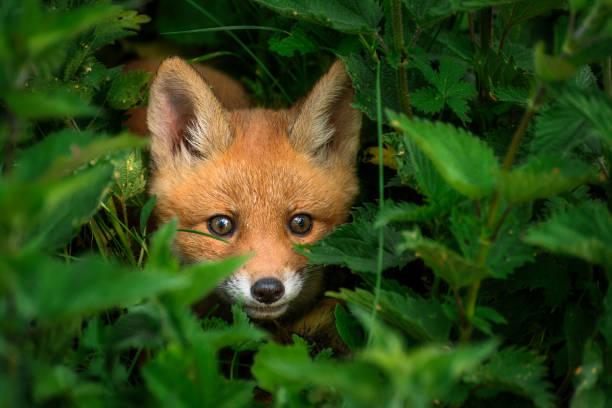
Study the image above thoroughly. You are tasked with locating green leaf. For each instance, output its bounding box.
[268,25,319,56]
[411,87,445,115]
[25,164,113,251]
[165,255,249,309]
[500,1,563,29]
[525,202,612,269]
[535,42,578,82]
[403,0,519,26]
[146,219,180,272]
[11,255,189,322]
[492,85,529,106]
[108,303,163,351]
[497,156,598,204]
[375,200,449,227]
[530,103,594,156]
[554,88,612,147]
[296,205,411,274]
[251,0,382,34]
[344,53,401,121]
[4,88,96,119]
[570,342,604,408]
[464,347,555,408]
[110,150,146,201]
[334,304,364,352]
[90,9,151,50]
[388,112,498,199]
[107,70,150,110]
[399,229,490,288]
[143,344,254,408]
[330,287,452,342]
[140,195,157,235]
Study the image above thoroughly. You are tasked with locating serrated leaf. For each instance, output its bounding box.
[411,87,445,114]
[268,25,318,56]
[525,202,612,269]
[330,287,452,342]
[90,9,151,50]
[388,112,498,199]
[464,347,555,408]
[25,164,113,251]
[296,205,411,274]
[251,0,381,34]
[500,1,562,28]
[399,229,490,288]
[143,344,254,408]
[109,303,163,351]
[12,255,189,322]
[140,195,156,235]
[4,88,96,119]
[107,70,150,110]
[375,200,448,227]
[497,156,598,204]
[492,85,529,105]
[110,150,146,200]
[570,342,604,408]
[334,304,364,352]
[164,255,248,309]
[530,103,594,155]
[535,42,578,82]
[403,0,519,26]
[344,53,400,121]
[555,88,612,147]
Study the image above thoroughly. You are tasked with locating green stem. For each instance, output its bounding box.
[603,58,612,97]
[461,85,545,342]
[368,56,384,346]
[391,0,412,117]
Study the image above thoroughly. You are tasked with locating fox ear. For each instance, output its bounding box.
[289,60,361,165]
[147,57,232,166]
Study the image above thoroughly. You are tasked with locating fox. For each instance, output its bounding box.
[130,57,361,346]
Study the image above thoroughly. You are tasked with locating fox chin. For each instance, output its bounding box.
[132,57,361,321]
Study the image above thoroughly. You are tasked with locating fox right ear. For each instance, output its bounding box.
[147,57,232,166]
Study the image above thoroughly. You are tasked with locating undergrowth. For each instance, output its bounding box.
[1,0,612,407]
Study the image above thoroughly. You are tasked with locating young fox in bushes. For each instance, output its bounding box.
[134,57,361,343]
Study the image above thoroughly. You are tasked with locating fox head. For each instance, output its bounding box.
[147,57,361,320]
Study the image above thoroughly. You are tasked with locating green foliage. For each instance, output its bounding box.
[2,0,612,407]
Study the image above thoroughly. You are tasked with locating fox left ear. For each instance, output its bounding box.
[289,60,361,165]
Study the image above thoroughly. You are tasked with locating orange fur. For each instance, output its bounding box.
[136,57,361,334]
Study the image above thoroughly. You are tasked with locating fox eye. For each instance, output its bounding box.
[208,215,234,237]
[289,214,312,235]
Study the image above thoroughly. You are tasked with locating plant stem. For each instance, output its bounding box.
[368,56,384,346]
[391,0,412,117]
[603,58,612,97]
[461,85,545,342]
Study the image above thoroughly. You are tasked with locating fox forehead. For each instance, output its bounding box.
[151,108,358,228]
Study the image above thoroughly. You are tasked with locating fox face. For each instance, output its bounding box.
[147,57,361,320]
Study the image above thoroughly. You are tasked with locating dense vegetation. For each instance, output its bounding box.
[1,0,611,406]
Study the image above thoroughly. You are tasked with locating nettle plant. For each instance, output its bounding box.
[1,0,612,407]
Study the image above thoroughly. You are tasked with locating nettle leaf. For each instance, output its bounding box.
[330,288,452,342]
[388,112,499,199]
[570,342,605,408]
[450,205,533,279]
[268,25,319,56]
[497,156,598,204]
[410,55,476,122]
[555,88,612,147]
[4,88,96,119]
[464,347,555,408]
[143,344,254,408]
[500,0,562,29]
[25,164,113,251]
[251,0,381,34]
[345,53,400,121]
[252,341,383,404]
[90,9,151,50]
[399,229,490,288]
[530,103,595,156]
[12,255,188,322]
[535,42,578,82]
[110,150,146,201]
[296,205,411,274]
[403,0,518,26]
[525,201,612,269]
[492,85,529,106]
[334,304,365,352]
[107,70,150,110]
[411,87,444,114]
[375,200,449,227]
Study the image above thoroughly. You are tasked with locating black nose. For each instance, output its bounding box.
[251,278,285,304]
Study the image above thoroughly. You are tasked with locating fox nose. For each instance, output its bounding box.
[251,278,285,304]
